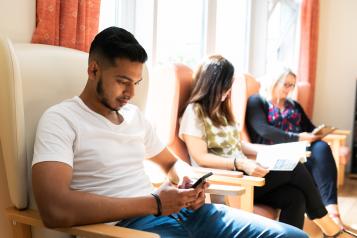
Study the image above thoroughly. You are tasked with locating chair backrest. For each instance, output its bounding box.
[149,65,262,164]
[232,74,261,142]
[147,64,193,164]
[167,64,194,164]
[0,36,149,237]
[296,81,311,115]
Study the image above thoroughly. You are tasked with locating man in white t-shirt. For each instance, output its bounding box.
[32,26,307,238]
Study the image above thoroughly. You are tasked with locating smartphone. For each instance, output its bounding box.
[312,124,336,137]
[191,172,213,188]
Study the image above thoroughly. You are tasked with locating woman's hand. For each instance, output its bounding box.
[239,159,269,177]
[299,132,322,143]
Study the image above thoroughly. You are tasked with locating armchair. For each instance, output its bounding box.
[0,37,245,238]
[0,35,158,238]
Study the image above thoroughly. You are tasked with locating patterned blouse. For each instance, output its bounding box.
[267,99,302,140]
[193,104,246,159]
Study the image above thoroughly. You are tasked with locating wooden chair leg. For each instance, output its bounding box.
[225,185,254,212]
[225,195,241,208]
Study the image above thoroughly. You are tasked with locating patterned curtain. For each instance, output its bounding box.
[297,0,319,117]
[32,0,101,52]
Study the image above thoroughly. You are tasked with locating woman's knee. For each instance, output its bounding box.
[293,163,311,177]
[311,140,332,155]
[282,187,306,214]
[310,141,336,168]
[289,189,305,206]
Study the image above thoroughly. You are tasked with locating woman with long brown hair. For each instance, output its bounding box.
[179,55,355,237]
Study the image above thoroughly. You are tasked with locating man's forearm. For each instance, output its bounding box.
[38,190,157,228]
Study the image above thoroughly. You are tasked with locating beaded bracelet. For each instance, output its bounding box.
[150,192,162,217]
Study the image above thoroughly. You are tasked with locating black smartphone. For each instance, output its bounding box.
[191,172,213,188]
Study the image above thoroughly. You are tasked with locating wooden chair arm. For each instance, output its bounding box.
[6,207,159,238]
[324,134,348,141]
[206,184,245,196]
[209,175,265,187]
[192,167,243,178]
[192,167,265,187]
[332,129,350,135]
[192,168,265,212]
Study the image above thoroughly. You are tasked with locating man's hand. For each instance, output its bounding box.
[187,181,209,210]
[240,159,269,177]
[299,132,322,143]
[178,176,208,210]
[155,180,200,216]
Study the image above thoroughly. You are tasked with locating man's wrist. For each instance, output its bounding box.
[150,192,162,216]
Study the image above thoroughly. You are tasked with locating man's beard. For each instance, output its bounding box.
[96,78,118,112]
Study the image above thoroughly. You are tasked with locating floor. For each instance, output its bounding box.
[304,176,357,237]
[339,177,357,227]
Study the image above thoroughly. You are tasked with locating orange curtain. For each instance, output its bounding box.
[297,0,319,117]
[32,0,101,52]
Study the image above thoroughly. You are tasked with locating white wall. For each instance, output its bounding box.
[314,0,357,169]
[0,0,35,42]
[0,1,35,237]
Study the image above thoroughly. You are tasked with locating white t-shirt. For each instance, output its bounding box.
[178,104,205,166]
[32,96,165,198]
[179,104,205,139]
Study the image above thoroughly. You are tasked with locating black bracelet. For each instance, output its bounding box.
[150,192,162,217]
[233,157,239,171]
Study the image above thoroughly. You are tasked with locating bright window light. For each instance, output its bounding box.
[266,0,300,73]
[155,0,205,68]
[216,0,250,72]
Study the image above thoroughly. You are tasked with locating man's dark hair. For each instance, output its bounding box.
[89,27,148,66]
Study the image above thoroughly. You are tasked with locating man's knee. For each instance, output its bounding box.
[276,224,309,238]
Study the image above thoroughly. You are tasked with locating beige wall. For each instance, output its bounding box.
[0,0,35,42]
[314,0,357,162]
[0,0,35,236]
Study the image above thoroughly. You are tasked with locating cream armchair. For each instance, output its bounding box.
[0,35,158,238]
[0,36,245,238]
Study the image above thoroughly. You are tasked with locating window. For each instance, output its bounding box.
[247,0,301,77]
[99,0,301,77]
[99,0,250,71]
[265,0,301,74]
[215,0,250,72]
[155,0,205,67]
[98,0,301,143]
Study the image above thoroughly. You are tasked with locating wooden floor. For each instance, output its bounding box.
[339,177,357,227]
[305,176,357,237]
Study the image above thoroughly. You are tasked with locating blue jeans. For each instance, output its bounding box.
[306,140,338,205]
[117,204,308,238]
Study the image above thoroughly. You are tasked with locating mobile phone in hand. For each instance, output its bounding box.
[191,172,213,188]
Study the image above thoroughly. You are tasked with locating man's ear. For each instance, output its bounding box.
[88,61,99,80]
